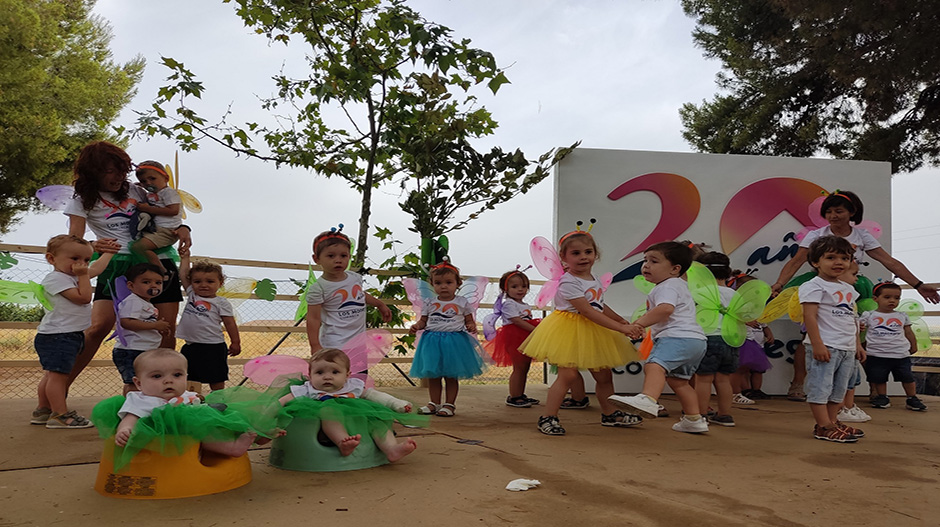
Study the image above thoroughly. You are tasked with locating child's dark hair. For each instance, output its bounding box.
[429,261,463,287]
[498,269,530,293]
[727,270,755,290]
[73,141,132,211]
[188,259,225,285]
[46,234,90,254]
[558,232,600,260]
[135,160,170,182]
[645,241,693,275]
[805,235,854,264]
[310,348,351,372]
[679,240,710,260]
[312,229,351,257]
[696,251,733,281]
[126,263,165,281]
[820,190,864,224]
[872,281,902,297]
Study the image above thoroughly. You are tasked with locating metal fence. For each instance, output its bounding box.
[0,244,546,399]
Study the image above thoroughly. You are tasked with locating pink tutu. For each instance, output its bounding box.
[738,340,772,373]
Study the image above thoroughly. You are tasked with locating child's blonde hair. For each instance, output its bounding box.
[46,234,91,254]
[134,348,187,374]
[188,259,225,285]
[310,348,351,373]
[429,261,463,287]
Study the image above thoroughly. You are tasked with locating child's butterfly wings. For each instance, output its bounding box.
[720,280,772,347]
[35,185,74,211]
[758,287,797,323]
[344,329,393,389]
[633,274,655,295]
[483,293,504,341]
[458,276,489,313]
[243,354,309,386]
[165,153,202,219]
[598,272,613,292]
[898,299,924,321]
[897,299,931,351]
[218,277,257,324]
[107,276,132,347]
[403,277,436,317]
[293,266,318,322]
[530,236,564,309]
[0,279,53,310]
[686,262,723,334]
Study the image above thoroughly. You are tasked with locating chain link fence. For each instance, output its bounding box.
[0,246,545,399]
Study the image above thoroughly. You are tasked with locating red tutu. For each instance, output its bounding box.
[485,319,541,366]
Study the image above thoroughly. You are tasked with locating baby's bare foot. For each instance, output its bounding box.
[386,438,417,462]
[338,434,361,456]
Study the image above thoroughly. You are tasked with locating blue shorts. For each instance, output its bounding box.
[113,347,147,384]
[696,335,739,375]
[863,355,915,384]
[850,360,863,388]
[647,337,707,379]
[804,345,855,404]
[34,331,85,374]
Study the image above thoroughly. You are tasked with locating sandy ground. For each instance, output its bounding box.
[1,385,938,526]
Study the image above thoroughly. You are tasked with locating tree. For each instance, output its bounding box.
[679,0,940,173]
[0,0,143,234]
[136,0,565,266]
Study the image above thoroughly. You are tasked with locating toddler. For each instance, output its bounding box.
[130,161,182,278]
[114,263,171,394]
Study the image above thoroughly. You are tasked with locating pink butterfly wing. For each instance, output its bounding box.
[344,329,393,373]
[243,355,310,386]
[855,220,882,239]
[530,237,564,281]
[806,197,828,229]
[598,272,613,291]
[403,277,433,317]
[535,279,559,309]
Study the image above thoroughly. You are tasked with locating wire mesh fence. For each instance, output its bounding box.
[0,245,545,399]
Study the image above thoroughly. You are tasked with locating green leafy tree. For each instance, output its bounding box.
[0,0,143,233]
[679,0,940,173]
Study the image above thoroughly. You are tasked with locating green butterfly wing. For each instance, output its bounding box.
[0,280,53,310]
[293,266,318,322]
[912,319,932,352]
[897,299,924,321]
[633,274,655,294]
[686,262,722,333]
[721,280,771,347]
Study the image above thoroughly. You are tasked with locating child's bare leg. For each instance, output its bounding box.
[209,382,225,391]
[131,238,166,274]
[37,372,51,411]
[731,367,747,394]
[427,377,443,405]
[809,403,832,427]
[43,371,70,415]
[751,372,763,392]
[203,432,256,457]
[373,429,417,462]
[590,369,617,414]
[640,362,667,400]
[715,373,733,416]
[569,372,587,400]
[443,377,459,405]
[694,373,715,414]
[508,354,532,398]
[544,367,578,416]
[873,382,888,396]
[840,387,856,411]
[667,376,700,416]
[826,401,841,424]
[320,419,360,456]
[791,343,807,389]
[902,382,918,397]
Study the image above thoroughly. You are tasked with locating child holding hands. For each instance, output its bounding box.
[799,236,866,442]
[33,235,114,428]
[610,241,709,434]
[176,248,240,391]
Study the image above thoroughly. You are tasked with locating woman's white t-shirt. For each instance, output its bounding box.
[64,193,137,253]
[801,226,881,265]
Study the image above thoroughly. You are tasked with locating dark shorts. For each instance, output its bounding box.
[863,355,915,384]
[696,335,739,375]
[113,347,147,384]
[94,257,183,303]
[34,331,85,374]
[180,342,230,383]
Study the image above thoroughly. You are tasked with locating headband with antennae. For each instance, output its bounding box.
[872,281,898,295]
[428,255,459,274]
[503,264,533,286]
[313,224,349,249]
[558,218,597,246]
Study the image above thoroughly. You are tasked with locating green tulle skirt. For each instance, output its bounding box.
[92,387,284,472]
[281,395,429,438]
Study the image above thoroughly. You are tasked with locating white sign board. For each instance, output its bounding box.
[550,148,893,395]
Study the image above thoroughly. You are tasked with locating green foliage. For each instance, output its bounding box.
[0,302,43,322]
[0,253,18,270]
[254,278,278,301]
[680,0,940,173]
[0,0,144,233]
[366,226,423,354]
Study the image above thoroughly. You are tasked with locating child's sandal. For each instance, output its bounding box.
[418,402,440,415]
[436,403,456,417]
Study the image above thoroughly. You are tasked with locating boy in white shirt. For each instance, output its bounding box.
[113,263,170,394]
[609,241,709,434]
[799,236,866,443]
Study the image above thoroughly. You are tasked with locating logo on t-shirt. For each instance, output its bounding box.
[332,284,365,310]
[586,287,603,310]
[429,302,459,319]
[869,315,904,334]
[832,290,855,315]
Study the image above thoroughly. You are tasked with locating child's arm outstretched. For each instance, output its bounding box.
[223,315,241,356]
[121,317,171,333]
[602,304,628,324]
[115,414,140,446]
[363,388,412,413]
[365,293,393,323]
[179,247,192,289]
[568,297,630,334]
[508,317,537,332]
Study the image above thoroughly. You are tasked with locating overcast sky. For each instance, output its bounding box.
[6,0,940,285]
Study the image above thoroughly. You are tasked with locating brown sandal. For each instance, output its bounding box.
[813,424,857,443]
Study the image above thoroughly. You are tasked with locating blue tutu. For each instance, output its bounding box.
[410,330,487,379]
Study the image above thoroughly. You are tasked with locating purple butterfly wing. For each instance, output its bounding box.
[107,276,131,347]
[483,294,504,341]
[35,185,74,211]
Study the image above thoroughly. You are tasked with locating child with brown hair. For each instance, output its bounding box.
[485,268,541,408]
[129,161,182,278]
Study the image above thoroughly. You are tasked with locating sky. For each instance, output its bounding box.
[5,0,940,287]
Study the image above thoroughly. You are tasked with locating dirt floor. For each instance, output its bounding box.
[1,385,938,526]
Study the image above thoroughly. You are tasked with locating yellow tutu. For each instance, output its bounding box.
[519,311,637,369]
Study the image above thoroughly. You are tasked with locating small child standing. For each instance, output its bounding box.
[176,248,240,391]
[693,251,738,427]
[305,227,392,354]
[610,241,709,434]
[279,348,421,462]
[860,282,928,412]
[114,263,170,395]
[485,268,541,408]
[409,261,486,417]
[834,261,872,423]
[129,161,182,278]
[33,235,114,428]
[799,236,866,442]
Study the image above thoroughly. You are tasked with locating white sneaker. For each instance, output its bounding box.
[848,405,872,422]
[608,394,660,418]
[672,415,709,433]
[837,405,870,423]
[732,393,755,405]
